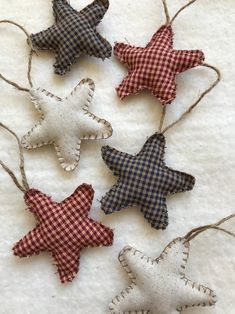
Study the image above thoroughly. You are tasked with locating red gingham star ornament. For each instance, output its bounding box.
[114,25,205,105]
[13,184,114,283]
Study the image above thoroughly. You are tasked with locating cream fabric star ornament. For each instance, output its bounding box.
[22,78,113,171]
[109,238,216,314]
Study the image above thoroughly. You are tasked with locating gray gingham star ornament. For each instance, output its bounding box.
[30,0,112,75]
[109,238,216,313]
[22,78,113,171]
[101,133,195,229]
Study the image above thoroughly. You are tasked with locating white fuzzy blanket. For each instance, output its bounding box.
[0,1,234,313]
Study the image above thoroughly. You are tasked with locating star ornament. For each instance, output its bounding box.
[114,25,205,105]
[101,133,195,229]
[30,0,112,75]
[13,184,114,283]
[109,238,217,314]
[21,78,113,172]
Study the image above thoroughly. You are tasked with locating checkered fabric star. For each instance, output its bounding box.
[101,133,195,229]
[21,78,113,172]
[114,25,205,105]
[109,239,216,313]
[13,184,114,283]
[30,0,112,75]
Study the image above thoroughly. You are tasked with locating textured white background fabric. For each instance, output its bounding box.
[0,1,234,313]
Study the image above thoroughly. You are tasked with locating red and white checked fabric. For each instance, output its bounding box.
[114,25,205,105]
[13,184,113,283]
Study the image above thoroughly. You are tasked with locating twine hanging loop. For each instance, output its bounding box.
[0,20,35,92]
[0,123,29,193]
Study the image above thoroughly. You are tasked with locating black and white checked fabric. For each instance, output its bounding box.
[101,133,195,229]
[30,0,112,75]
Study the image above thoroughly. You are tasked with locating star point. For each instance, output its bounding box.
[114,25,205,104]
[109,238,216,314]
[30,0,112,75]
[101,133,195,229]
[21,78,113,172]
[13,184,114,283]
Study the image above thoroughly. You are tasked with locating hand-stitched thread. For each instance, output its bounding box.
[100,133,195,229]
[30,0,112,75]
[22,78,113,172]
[109,214,235,314]
[0,123,114,283]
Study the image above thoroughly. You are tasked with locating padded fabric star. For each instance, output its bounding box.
[109,238,216,313]
[114,25,205,104]
[13,184,114,283]
[101,133,195,229]
[30,0,112,75]
[21,78,113,172]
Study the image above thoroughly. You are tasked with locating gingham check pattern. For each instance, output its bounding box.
[101,133,195,229]
[114,25,205,105]
[13,184,113,283]
[30,0,112,75]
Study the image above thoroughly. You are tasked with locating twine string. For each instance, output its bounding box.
[0,161,25,192]
[0,20,35,92]
[162,0,170,25]
[162,63,221,134]
[184,214,235,242]
[159,106,167,132]
[170,0,198,25]
[0,122,29,192]
[27,48,34,89]
[162,0,199,26]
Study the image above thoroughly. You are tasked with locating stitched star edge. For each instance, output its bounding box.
[109,238,217,313]
[21,78,113,172]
